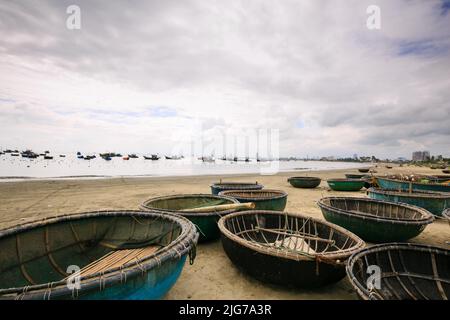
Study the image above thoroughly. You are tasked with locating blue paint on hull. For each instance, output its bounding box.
[81,256,186,300]
[377,177,450,193]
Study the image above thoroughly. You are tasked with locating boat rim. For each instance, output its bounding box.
[218,189,288,201]
[287,176,321,181]
[218,210,365,262]
[327,178,366,182]
[345,242,450,300]
[317,196,435,225]
[0,210,198,298]
[368,187,450,199]
[140,193,239,217]
[377,176,450,188]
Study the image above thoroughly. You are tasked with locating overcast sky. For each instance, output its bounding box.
[0,0,449,158]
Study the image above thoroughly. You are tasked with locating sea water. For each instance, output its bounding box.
[0,154,368,181]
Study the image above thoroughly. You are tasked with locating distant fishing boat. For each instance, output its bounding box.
[200,156,214,163]
[165,155,183,160]
[44,155,53,160]
[59,155,66,158]
[123,156,129,160]
[11,153,19,156]
[77,155,84,159]
[144,155,160,160]
[128,154,138,159]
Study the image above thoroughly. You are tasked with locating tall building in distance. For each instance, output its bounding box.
[412,151,430,161]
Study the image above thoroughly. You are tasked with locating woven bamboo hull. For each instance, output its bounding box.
[287,177,321,188]
[318,198,433,243]
[346,243,450,300]
[321,209,426,242]
[327,179,365,191]
[368,189,449,216]
[140,194,239,242]
[221,235,346,288]
[81,256,186,300]
[377,177,450,193]
[0,211,198,300]
[345,174,370,179]
[234,196,287,211]
[210,183,263,195]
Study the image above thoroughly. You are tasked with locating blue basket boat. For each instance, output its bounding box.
[377,177,450,193]
[368,188,450,217]
[0,211,198,300]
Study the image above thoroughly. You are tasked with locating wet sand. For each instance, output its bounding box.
[0,164,448,299]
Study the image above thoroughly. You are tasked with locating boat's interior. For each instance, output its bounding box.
[351,246,450,299]
[224,212,360,255]
[143,196,234,211]
[0,215,181,289]
[222,190,284,199]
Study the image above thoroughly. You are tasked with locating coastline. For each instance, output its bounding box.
[0,164,447,299]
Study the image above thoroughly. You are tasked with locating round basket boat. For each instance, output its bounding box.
[346,243,450,300]
[218,210,365,288]
[345,173,370,179]
[140,194,239,242]
[327,179,365,191]
[0,211,198,300]
[287,176,321,188]
[317,197,434,243]
[358,168,370,173]
[218,189,287,211]
[377,177,450,193]
[443,169,450,174]
[368,188,450,217]
[210,181,263,195]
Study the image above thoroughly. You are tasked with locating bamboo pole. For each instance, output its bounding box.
[180,202,255,212]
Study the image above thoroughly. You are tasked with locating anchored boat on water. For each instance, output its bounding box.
[0,211,198,300]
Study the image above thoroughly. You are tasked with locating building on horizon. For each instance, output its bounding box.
[412,151,430,161]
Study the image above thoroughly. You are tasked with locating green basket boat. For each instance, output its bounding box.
[219,189,288,211]
[317,197,434,243]
[210,181,263,195]
[140,194,239,242]
[345,174,370,179]
[377,177,450,193]
[327,179,366,191]
[0,211,198,300]
[368,188,450,217]
[287,176,321,188]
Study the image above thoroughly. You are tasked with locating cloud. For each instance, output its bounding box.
[0,0,449,158]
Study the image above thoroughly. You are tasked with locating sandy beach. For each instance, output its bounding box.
[0,164,448,300]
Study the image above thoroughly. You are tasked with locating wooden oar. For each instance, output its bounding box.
[180,202,255,212]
